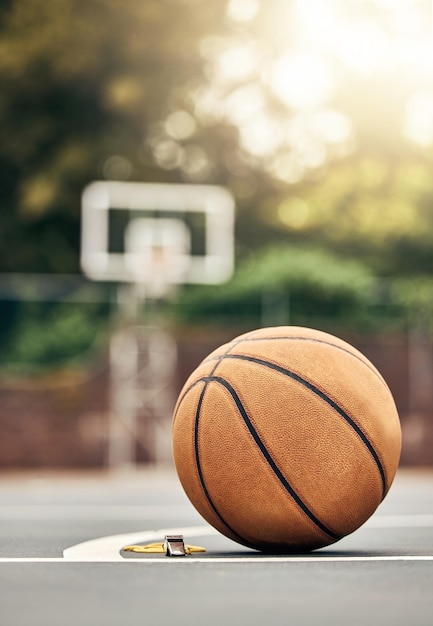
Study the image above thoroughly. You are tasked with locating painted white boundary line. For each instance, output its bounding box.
[0,515,432,564]
[61,516,433,563]
[2,555,433,564]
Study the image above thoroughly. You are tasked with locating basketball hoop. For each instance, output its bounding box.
[79,181,235,468]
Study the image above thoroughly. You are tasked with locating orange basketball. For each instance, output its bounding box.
[172,326,402,553]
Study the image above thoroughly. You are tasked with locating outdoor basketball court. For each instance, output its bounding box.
[1,183,432,625]
[0,466,432,626]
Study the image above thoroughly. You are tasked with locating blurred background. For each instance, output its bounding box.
[1,0,433,470]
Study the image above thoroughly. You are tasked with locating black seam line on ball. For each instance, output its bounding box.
[172,378,205,429]
[204,336,385,387]
[209,375,341,541]
[238,336,386,385]
[193,379,253,547]
[205,337,248,377]
[172,345,239,428]
[219,354,387,500]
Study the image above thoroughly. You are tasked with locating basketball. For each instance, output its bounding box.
[172,326,402,553]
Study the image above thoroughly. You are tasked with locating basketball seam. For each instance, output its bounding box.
[203,335,386,387]
[216,353,388,500]
[209,375,341,541]
[172,338,245,429]
[174,375,339,546]
[189,378,258,549]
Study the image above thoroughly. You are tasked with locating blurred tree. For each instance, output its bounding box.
[2,300,107,374]
[0,0,232,272]
[1,0,433,279]
[175,244,386,332]
[260,155,433,277]
[1,0,433,344]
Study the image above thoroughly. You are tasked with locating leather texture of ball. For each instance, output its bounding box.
[172,326,402,553]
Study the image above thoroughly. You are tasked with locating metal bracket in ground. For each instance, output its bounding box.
[164,534,186,557]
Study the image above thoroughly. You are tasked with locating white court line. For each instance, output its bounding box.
[62,517,433,563]
[0,515,432,564]
[1,556,433,564]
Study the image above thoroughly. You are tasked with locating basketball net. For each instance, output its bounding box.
[124,217,191,301]
[138,243,178,300]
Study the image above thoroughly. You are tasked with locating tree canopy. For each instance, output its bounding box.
[0,0,229,272]
[1,0,433,276]
[1,0,433,373]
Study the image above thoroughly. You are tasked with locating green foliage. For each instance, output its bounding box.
[1,0,433,280]
[174,244,397,332]
[264,157,433,277]
[0,0,229,273]
[2,1,433,374]
[0,300,110,374]
[175,243,433,334]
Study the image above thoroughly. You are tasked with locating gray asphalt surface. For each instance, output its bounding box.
[0,467,433,626]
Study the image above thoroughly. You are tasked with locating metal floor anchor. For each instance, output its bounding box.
[164,534,186,557]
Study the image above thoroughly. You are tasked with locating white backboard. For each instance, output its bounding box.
[80,181,235,287]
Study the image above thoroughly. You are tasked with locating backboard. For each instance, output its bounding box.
[80,181,235,293]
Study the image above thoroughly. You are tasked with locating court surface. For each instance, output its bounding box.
[0,467,432,626]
